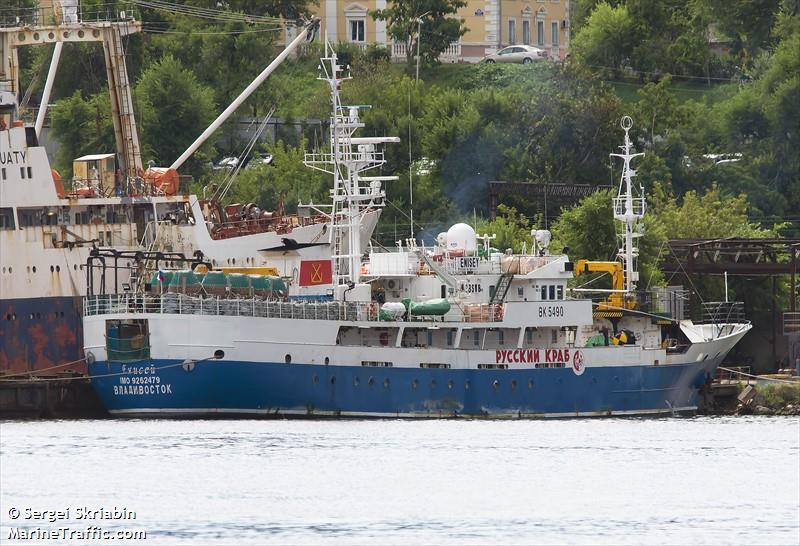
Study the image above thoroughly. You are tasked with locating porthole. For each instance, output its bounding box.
[33,32,40,40]
[35,312,41,319]
[528,379,534,389]
[465,380,471,390]
[383,378,390,388]
[330,376,336,384]
[511,380,517,390]
[56,265,60,272]
[430,379,437,389]
[5,314,10,321]
[411,379,418,390]
[447,380,454,390]
[32,266,36,273]
[73,265,77,271]
[8,267,11,273]
[368,377,375,386]
[285,354,292,364]
[492,380,500,390]
[12,314,16,320]
[592,377,598,384]
[50,265,54,272]
[312,375,319,384]
[48,32,55,39]
[29,314,34,320]
[27,266,30,273]
[324,357,330,365]
[214,349,225,359]
[353,376,360,386]
[78,30,84,38]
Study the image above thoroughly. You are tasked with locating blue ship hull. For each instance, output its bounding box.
[88,358,713,417]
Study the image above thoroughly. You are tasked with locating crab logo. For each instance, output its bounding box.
[572,350,586,376]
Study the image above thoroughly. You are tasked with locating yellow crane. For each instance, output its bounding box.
[574,260,637,312]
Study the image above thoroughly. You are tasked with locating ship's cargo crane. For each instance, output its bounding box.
[1,6,142,177]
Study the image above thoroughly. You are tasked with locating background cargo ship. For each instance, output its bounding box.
[0,11,376,376]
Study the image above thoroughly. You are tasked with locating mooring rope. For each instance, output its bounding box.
[0,357,87,379]
[718,366,799,384]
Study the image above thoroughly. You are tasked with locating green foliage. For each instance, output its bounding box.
[572,2,636,76]
[50,91,115,178]
[551,189,617,262]
[371,0,467,66]
[759,383,800,408]
[135,55,216,174]
[475,205,532,254]
[220,139,328,211]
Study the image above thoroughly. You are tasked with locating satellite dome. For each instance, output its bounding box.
[446,223,477,253]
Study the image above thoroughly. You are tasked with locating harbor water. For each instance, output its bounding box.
[1,417,798,545]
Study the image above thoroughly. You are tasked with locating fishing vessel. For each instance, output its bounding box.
[0,11,375,375]
[82,45,751,418]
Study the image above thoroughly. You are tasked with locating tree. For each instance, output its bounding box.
[476,205,533,254]
[50,91,115,178]
[571,2,636,77]
[221,139,328,211]
[135,55,216,175]
[371,0,467,67]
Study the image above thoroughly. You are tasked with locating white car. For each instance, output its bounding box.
[482,45,546,64]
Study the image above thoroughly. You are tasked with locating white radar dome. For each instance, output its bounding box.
[534,229,552,248]
[446,223,477,254]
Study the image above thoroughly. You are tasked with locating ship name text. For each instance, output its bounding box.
[495,348,572,364]
[0,151,26,165]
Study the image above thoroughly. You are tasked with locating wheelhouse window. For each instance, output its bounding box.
[0,208,15,230]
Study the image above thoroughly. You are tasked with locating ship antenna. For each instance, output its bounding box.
[610,116,645,294]
[304,40,399,289]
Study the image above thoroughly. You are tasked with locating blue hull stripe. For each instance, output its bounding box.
[89,358,712,417]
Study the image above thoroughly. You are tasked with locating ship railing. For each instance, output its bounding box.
[83,293,381,322]
[83,294,506,324]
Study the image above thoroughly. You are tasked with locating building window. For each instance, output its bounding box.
[523,20,531,45]
[508,19,516,44]
[552,21,559,46]
[537,21,544,46]
[349,19,365,42]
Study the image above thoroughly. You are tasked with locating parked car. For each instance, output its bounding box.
[482,45,546,64]
[246,153,273,168]
[213,156,239,170]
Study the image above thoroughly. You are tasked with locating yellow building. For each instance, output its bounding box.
[294,0,571,62]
